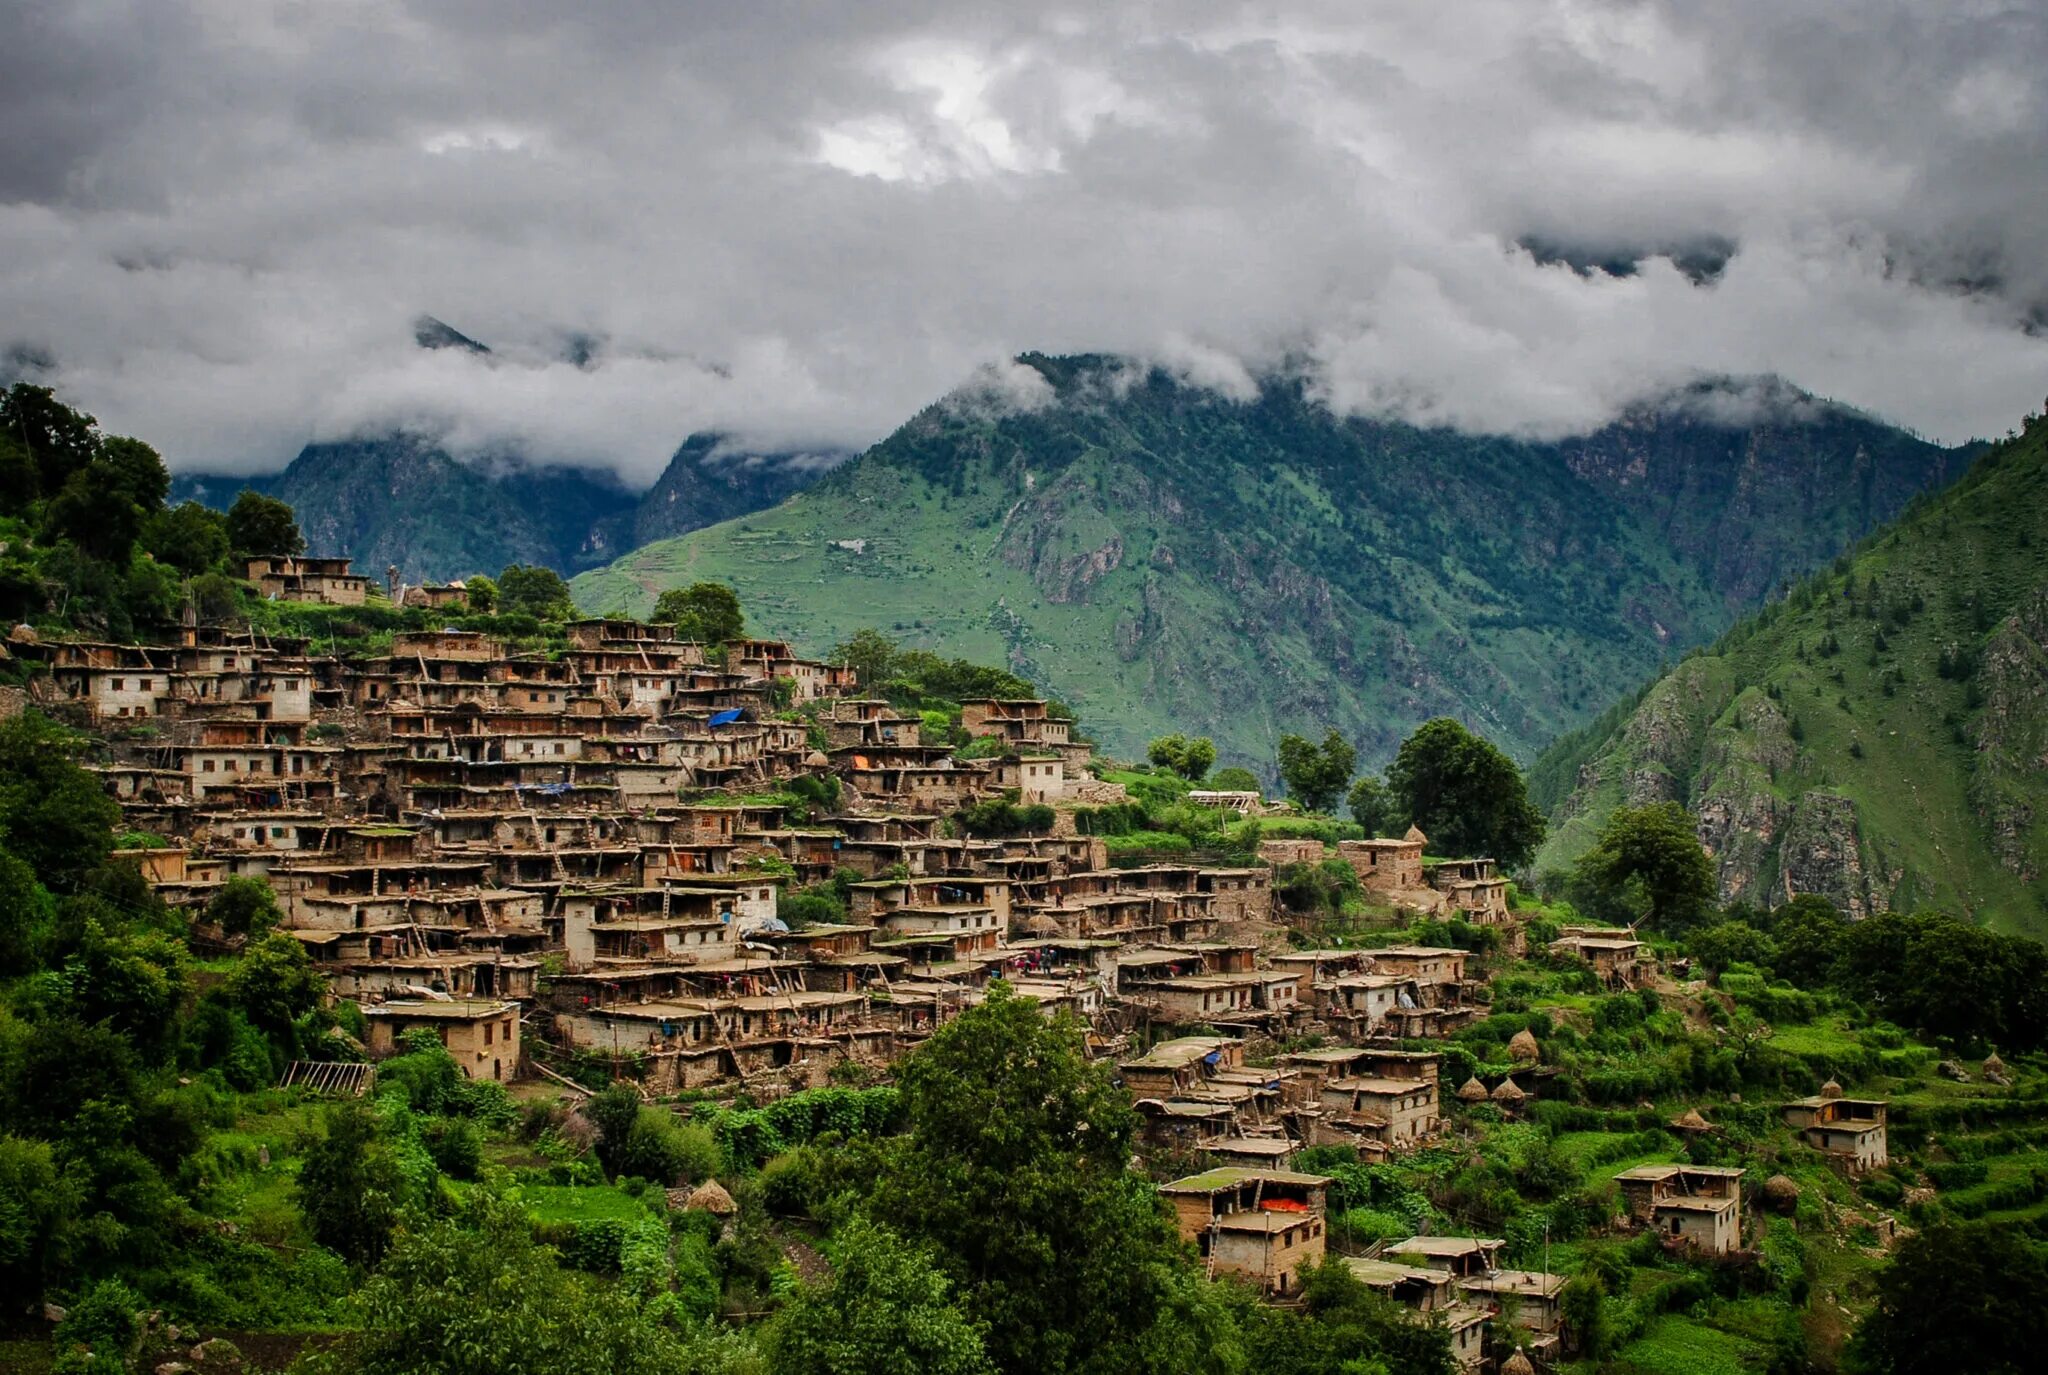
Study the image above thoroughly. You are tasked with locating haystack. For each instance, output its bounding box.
[1508,1027,1541,1064]
[1490,1077,1527,1104]
[1820,1077,1844,1099]
[1501,1349,1535,1375]
[1456,1076,1490,1104]
[1763,1174,1801,1210]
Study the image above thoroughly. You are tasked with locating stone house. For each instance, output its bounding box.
[1782,1091,1888,1173]
[1616,1164,1745,1254]
[1159,1168,1332,1297]
[362,998,521,1082]
[245,555,371,605]
[1550,928,1647,987]
[1337,827,1427,892]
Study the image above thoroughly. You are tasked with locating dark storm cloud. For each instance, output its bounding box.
[1,0,2043,481]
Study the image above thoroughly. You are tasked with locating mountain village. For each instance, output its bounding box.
[0,550,1923,1374]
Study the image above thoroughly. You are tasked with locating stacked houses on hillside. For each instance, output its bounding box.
[18,600,1602,1140]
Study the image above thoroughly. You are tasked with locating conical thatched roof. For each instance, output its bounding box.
[804,750,830,769]
[1763,1174,1801,1207]
[685,1179,737,1216]
[1457,1076,1489,1103]
[1501,1349,1535,1375]
[1508,1027,1541,1063]
[1820,1077,1844,1099]
[1672,1108,1713,1132]
[1984,1050,2007,1075]
[1403,824,1427,845]
[1491,1077,1527,1102]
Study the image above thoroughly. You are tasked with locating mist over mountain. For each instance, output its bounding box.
[171,428,849,584]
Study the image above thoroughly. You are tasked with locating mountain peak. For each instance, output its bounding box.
[412,315,492,355]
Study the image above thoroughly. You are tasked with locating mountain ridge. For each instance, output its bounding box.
[170,431,847,582]
[572,354,1968,773]
[1530,406,2048,938]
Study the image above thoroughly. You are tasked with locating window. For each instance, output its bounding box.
[484,1022,493,1046]
[110,678,124,690]
[203,760,217,773]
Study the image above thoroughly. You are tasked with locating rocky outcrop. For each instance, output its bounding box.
[1691,690,1800,904]
[1775,791,1886,919]
[1969,584,2048,880]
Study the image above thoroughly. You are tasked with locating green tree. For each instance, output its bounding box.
[50,1278,145,1375]
[1768,894,1848,988]
[1854,1219,2048,1375]
[496,563,577,621]
[463,574,498,612]
[62,921,190,1064]
[94,436,170,513]
[45,438,169,563]
[1570,802,1715,931]
[1208,766,1260,793]
[871,982,1187,1375]
[768,1216,994,1375]
[1688,919,1773,975]
[654,581,745,644]
[222,932,326,1038]
[297,1102,405,1268]
[1345,773,1394,835]
[140,501,231,577]
[1833,911,2048,1050]
[0,850,54,975]
[1276,730,1355,814]
[225,489,305,558]
[299,1188,697,1375]
[0,383,99,498]
[0,1134,83,1302]
[1387,718,1544,865]
[1558,1274,1611,1360]
[831,628,899,688]
[0,714,121,892]
[204,874,283,939]
[1147,734,1216,782]
[188,570,244,623]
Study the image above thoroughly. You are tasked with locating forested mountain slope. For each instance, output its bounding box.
[172,432,845,584]
[573,355,1965,771]
[1532,407,2048,938]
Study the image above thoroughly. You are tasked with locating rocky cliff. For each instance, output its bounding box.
[1534,409,2048,937]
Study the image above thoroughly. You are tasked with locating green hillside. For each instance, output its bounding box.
[1532,407,2048,938]
[574,356,1962,773]
[172,432,841,585]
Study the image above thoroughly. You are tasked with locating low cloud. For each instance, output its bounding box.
[3,1,2044,484]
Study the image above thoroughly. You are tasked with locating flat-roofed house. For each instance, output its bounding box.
[1550,927,1648,987]
[1159,1168,1332,1297]
[362,998,521,1082]
[1783,1092,1888,1173]
[1615,1164,1745,1254]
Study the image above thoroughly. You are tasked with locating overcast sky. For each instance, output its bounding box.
[4,1,2046,483]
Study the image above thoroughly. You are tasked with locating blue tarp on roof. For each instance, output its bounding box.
[708,709,743,726]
